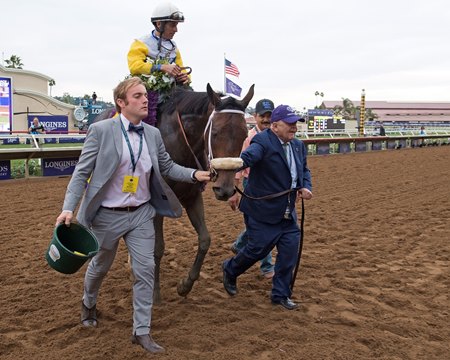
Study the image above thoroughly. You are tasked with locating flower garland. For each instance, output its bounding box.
[139,58,175,93]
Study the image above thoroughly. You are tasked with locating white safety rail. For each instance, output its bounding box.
[0,133,86,177]
[0,133,86,149]
[297,128,450,139]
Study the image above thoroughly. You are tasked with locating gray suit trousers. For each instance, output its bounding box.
[82,203,156,336]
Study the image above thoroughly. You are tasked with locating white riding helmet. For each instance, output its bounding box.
[151,2,185,23]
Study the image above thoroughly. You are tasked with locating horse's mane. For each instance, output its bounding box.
[160,86,245,116]
[161,87,211,116]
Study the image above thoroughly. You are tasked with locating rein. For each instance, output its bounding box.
[176,111,204,171]
[234,186,300,200]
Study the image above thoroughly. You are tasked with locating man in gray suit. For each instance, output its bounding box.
[55,77,210,354]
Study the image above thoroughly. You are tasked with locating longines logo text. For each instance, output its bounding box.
[45,160,78,171]
[40,121,68,131]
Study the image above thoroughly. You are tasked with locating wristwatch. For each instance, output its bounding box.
[191,170,198,182]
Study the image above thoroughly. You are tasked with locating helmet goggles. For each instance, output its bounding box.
[152,11,184,22]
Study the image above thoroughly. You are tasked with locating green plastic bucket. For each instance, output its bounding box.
[45,223,99,274]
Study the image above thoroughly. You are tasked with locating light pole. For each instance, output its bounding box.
[359,89,366,136]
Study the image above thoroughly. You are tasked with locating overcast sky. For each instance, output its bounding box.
[3,0,450,109]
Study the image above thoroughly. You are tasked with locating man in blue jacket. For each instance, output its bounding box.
[222,104,313,310]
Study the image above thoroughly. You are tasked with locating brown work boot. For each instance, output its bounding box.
[80,301,97,327]
[131,334,165,353]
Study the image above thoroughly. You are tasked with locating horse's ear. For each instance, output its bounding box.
[207,83,221,107]
[240,84,255,108]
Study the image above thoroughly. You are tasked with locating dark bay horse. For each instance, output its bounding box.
[153,84,253,301]
[94,84,254,301]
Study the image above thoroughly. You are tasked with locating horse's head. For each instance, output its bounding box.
[205,83,254,201]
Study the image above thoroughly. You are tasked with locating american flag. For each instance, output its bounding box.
[225,58,240,77]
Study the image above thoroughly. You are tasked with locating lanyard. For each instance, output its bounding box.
[120,118,143,174]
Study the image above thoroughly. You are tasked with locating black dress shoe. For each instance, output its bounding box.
[222,262,237,296]
[271,297,298,310]
[230,244,239,254]
[131,334,165,353]
[81,301,97,327]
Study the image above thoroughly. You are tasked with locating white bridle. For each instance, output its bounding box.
[203,109,245,172]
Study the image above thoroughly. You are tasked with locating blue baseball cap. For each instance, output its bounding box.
[270,104,303,123]
[255,99,275,115]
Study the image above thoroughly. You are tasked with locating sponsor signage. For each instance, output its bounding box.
[42,157,78,176]
[28,115,68,133]
[0,77,12,132]
[317,143,330,155]
[308,109,334,117]
[2,137,20,145]
[59,137,85,144]
[0,160,11,180]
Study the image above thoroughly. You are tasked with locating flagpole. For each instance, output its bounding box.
[223,52,226,94]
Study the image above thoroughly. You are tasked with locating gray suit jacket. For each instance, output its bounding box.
[62,117,194,226]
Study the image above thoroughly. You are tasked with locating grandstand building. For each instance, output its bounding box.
[0,64,76,133]
[322,100,450,129]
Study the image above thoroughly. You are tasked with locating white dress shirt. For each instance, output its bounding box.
[101,116,152,208]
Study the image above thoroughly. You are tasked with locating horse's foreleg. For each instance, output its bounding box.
[177,194,210,297]
[153,214,164,304]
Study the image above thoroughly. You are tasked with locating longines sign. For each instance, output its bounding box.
[27,115,68,133]
[42,158,78,176]
[0,160,11,180]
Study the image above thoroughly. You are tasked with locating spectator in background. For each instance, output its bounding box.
[419,125,426,146]
[379,124,386,136]
[29,117,45,135]
[92,92,97,104]
[228,99,275,279]
[28,117,46,146]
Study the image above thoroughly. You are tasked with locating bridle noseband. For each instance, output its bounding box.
[203,109,246,181]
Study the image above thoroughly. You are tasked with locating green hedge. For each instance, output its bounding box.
[10,159,42,178]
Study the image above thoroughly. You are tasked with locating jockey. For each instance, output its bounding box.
[127,2,190,87]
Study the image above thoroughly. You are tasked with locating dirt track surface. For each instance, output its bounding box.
[1,146,449,359]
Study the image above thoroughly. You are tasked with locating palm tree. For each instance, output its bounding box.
[318,92,324,108]
[365,108,378,122]
[333,98,357,120]
[4,55,24,69]
[49,79,56,96]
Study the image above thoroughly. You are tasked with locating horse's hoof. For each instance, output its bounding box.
[177,279,192,297]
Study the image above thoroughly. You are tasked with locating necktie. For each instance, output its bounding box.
[283,143,291,168]
[128,123,144,136]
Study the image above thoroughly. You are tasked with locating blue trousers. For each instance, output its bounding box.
[224,215,300,300]
[233,176,274,275]
[233,230,274,274]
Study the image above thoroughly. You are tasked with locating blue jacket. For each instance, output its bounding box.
[239,129,312,224]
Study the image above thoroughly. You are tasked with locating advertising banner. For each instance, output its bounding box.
[28,115,68,133]
[2,137,20,145]
[42,157,79,176]
[0,160,11,180]
[0,77,12,132]
[317,143,330,155]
